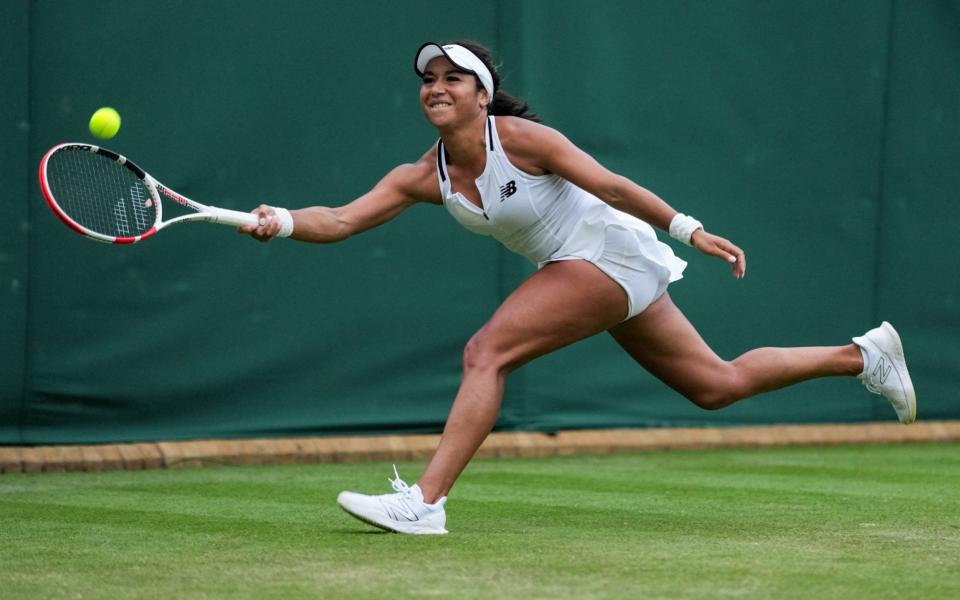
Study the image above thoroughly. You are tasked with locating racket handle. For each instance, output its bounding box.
[207,206,260,228]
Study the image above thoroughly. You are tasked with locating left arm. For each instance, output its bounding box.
[502,118,745,278]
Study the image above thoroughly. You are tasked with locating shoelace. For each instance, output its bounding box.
[380,465,425,521]
[388,464,412,496]
[859,354,883,395]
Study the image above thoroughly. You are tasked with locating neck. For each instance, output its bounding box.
[438,112,488,171]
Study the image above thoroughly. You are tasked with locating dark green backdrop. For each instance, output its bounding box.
[2,1,957,444]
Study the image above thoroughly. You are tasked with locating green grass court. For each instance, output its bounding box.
[2,443,958,599]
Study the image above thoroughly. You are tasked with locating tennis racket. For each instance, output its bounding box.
[39,142,259,244]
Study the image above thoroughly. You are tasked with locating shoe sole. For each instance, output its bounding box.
[878,321,917,424]
[337,500,448,535]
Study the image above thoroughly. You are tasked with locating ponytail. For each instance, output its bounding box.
[490,90,540,123]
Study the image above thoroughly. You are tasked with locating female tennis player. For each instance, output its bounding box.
[240,41,916,535]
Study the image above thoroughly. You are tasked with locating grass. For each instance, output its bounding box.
[1,443,959,599]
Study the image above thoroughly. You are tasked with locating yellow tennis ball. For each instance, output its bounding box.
[89,107,121,139]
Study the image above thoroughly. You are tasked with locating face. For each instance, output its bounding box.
[419,56,489,128]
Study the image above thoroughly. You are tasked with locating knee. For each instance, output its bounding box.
[687,390,736,411]
[462,328,515,377]
[684,365,747,411]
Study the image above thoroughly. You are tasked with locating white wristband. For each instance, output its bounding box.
[272,207,294,238]
[669,213,703,246]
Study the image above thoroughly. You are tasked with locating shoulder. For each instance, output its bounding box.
[382,146,442,205]
[396,146,439,181]
[494,116,569,175]
[494,116,558,145]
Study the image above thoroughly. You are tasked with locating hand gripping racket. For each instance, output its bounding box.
[39,143,259,244]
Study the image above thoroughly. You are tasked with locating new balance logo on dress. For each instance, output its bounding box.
[499,180,517,201]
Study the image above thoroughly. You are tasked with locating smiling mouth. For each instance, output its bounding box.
[429,103,452,111]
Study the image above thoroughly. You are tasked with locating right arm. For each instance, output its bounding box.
[241,153,441,243]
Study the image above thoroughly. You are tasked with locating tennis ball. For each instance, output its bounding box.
[89,107,121,139]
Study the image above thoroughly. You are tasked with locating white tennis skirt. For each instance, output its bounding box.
[540,207,687,320]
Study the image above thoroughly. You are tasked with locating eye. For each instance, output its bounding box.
[422,76,435,85]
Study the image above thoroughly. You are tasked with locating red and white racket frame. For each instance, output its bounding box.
[39,142,259,244]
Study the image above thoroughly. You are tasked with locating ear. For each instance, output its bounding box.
[479,89,490,110]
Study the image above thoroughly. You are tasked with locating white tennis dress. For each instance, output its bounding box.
[437,116,686,319]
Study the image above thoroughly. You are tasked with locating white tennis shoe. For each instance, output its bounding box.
[853,321,916,424]
[337,465,448,535]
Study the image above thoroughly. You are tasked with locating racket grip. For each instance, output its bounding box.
[207,206,260,228]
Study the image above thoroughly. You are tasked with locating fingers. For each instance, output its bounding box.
[695,231,746,280]
[238,204,282,242]
[729,251,746,279]
[720,240,746,279]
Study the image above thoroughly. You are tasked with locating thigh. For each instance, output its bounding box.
[608,292,729,399]
[477,259,628,369]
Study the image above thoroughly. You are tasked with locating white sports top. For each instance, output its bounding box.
[437,116,685,278]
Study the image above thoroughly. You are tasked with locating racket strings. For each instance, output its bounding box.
[45,147,158,238]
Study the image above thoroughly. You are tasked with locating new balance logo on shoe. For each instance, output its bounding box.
[384,503,420,522]
[873,357,892,385]
[499,180,517,201]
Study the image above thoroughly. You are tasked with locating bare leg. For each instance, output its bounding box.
[609,292,864,409]
[418,274,863,503]
[417,260,629,502]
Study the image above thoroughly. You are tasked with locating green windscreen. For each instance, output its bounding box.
[2,0,956,444]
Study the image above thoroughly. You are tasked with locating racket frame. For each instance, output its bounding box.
[39,142,259,244]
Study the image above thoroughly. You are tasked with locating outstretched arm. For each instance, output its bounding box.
[502,118,746,279]
[240,155,441,243]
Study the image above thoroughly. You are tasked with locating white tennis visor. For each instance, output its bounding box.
[414,42,494,98]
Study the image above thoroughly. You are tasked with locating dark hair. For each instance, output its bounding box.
[452,39,540,123]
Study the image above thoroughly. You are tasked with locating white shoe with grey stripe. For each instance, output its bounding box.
[337,465,448,535]
[853,321,916,424]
